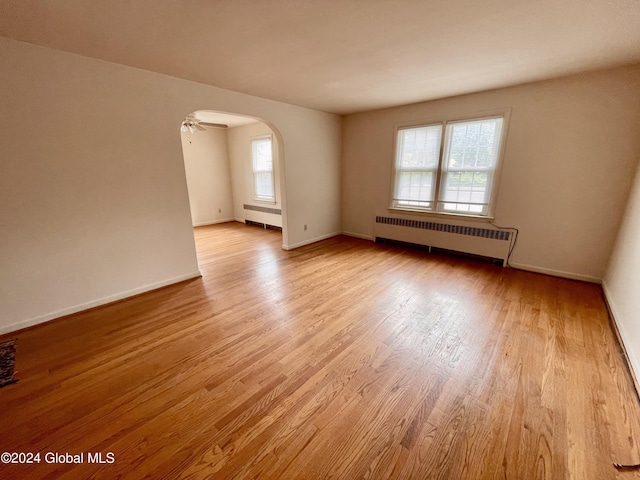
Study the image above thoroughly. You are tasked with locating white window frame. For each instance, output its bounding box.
[251,135,275,203]
[390,109,510,219]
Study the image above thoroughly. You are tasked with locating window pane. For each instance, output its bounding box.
[438,116,503,215]
[253,138,273,171]
[252,137,274,200]
[441,171,489,204]
[398,125,442,169]
[396,171,434,203]
[442,202,484,213]
[447,118,502,170]
[255,172,273,199]
[394,125,441,209]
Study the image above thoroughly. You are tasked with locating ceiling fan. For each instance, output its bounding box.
[180,115,227,133]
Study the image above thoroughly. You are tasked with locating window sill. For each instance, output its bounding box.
[387,207,494,223]
[253,198,277,205]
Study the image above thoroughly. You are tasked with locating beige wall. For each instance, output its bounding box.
[341,65,640,281]
[228,122,283,228]
[181,126,234,226]
[0,37,341,333]
[279,111,342,250]
[604,161,640,383]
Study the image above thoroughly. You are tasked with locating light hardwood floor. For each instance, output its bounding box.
[1,222,640,479]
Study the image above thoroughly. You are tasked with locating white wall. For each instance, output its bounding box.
[604,161,640,384]
[341,65,640,281]
[0,37,341,333]
[228,122,283,228]
[181,126,234,226]
[278,113,342,250]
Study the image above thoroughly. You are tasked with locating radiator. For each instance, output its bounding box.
[374,216,510,266]
[243,204,282,228]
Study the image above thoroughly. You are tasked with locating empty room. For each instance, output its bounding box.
[2,1,640,479]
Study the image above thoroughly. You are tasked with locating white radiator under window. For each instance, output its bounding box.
[374,216,511,266]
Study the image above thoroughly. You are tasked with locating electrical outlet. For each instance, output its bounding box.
[304,224,308,231]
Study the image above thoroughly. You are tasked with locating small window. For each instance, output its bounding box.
[392,114,506,217]
[252,136,274,202]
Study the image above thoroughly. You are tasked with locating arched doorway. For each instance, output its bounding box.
[179,110,288,261]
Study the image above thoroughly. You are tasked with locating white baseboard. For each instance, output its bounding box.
[192,218,235,227]
[601,280,640,396]
[341,231,375,241]
[508,262,601,283]
[0,271,202,335]
[338,236,601,282]
[282,232,341,250]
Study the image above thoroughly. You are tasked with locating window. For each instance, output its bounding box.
[392,114,507,217]
[252,136,274,202]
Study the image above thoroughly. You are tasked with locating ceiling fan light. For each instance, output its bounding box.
[189,124,196,134]
[180,124,188,133]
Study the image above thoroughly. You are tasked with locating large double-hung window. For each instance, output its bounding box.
[392,113,508,217]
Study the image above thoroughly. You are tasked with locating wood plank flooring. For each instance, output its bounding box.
[1,221,640,479]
